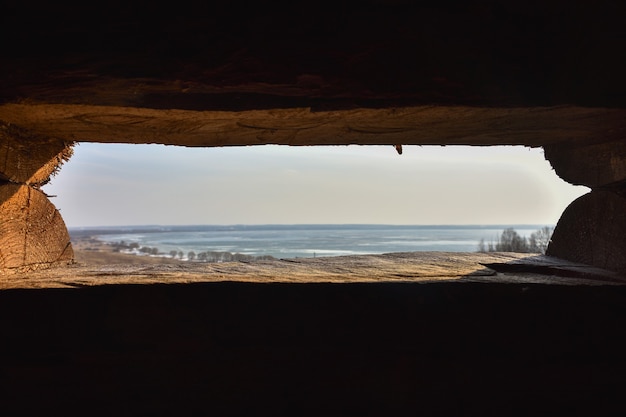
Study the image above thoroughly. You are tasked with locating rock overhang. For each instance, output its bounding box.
[1,0,625,274]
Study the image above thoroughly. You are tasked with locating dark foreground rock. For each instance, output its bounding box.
[1,279,626,416]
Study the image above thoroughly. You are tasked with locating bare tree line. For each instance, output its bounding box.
[111,241,274,262]
[109,227,552,262]
[477,226,553,254]
[170,250,274,262]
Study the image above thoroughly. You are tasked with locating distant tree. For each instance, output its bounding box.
[170,250,178,258]
[233,253,255,261]
[178,251,184,259]
[151,247,159,255]
[129,242,140,249]
[478,227,553,253]
[495,228,528,252]
[528,226,553,254]
[188,251,196,261]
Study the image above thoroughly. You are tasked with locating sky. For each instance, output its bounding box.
[43,143,590,228]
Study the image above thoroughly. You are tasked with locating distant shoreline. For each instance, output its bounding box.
[69,224,553,264]
[69,223,552,232]
[71,233,185,266]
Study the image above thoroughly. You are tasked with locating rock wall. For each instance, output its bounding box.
[2,282,626,415]
[1,0,625,273]
[545,140,626,273]
[1,3,626,415]
[0,124,74,272]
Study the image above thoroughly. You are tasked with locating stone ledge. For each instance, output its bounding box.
[1,275,626,416]
[2,252,623,289]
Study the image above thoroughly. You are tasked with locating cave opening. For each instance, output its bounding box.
[40,143,589,263]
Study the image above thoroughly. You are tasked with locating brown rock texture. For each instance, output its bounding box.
[547,190,626,274]
[1,104,624,148]
[544,139,626,188]
[0,184,73,272]
[0,122,73,185]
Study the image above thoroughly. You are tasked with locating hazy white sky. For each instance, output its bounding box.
[43,143,589,228]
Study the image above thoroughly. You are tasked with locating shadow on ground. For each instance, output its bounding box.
[1,280,625,416]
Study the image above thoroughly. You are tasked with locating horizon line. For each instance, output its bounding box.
[68,223,555,229]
